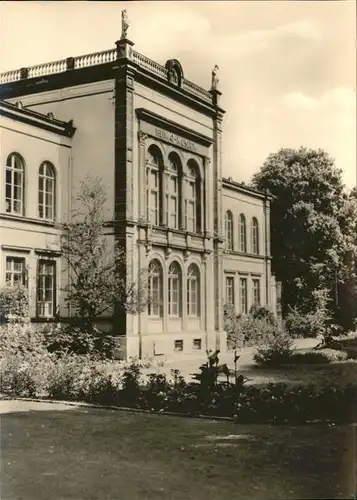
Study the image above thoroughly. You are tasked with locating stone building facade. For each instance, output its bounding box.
[0,33,275,360]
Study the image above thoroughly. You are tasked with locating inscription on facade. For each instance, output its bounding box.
[154,128,196,152]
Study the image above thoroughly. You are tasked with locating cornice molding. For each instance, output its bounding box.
[0,100,76,138]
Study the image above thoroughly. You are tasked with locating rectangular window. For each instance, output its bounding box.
[253,279,261,306]
[240,278,248,314]
[193,339,202,350]
[37,260,56,318]
[174,339,184,352]
[226,276,235,305]
[5,257,26,285]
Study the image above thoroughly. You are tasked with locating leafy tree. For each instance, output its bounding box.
[252,147,357,324]
[60,175,148,335]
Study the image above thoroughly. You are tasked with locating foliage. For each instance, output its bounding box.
[224,304,280,349]
[249,304,277,325]
[253,324,295,366]
[252,147,357,324]
[287,349,348,364]
[59,175,148,334]
[0,283,29,324]
[284,289,332,338]
[223,304,245,349]
[42,323,116,359]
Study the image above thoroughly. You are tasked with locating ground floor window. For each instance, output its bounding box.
[240,277,248,314]
[148,260,163,317]
[168,262,181,317]
[252,279,261,306]
[187,264,200,316]
[5,256,26,286]
[37,260,56,318]
[225,276,235,305]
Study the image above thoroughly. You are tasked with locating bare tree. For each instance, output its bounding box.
[60,175,148,334]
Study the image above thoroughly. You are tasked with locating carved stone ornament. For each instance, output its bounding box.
[165,248,172,259]
[184,250,191,261]
[138,131,148,143]
[121,9,129,40]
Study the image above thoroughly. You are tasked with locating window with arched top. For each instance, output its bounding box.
[167,152,182,229]
[5,153,25,215]
[187,263,200,317]
[168,261,182,317]
[185,160,201,233]
[148,259,163,317]
[39,162,56,221]
[239,214,247,252]
[252,217,259,255]
[225,211,234,251]
[146,145,163,226]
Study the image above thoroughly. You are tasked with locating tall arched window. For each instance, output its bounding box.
[5,153,25,215]
[225,210,234,251]
[168,261,182,317]
[239,214,247,252]
[148,259,163,317]
[252,217,259,254]
[39,162,56,221]
[187,263,200,317]
[167,153,182,229]
[185,160,201,233]
[146,146,163,226]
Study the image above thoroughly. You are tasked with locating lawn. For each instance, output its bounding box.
[1,403,356,500]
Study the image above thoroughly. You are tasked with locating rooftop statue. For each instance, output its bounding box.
[121,9,129,40]
[211,64,219,91]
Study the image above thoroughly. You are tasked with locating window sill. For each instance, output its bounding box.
[0,213,57,227]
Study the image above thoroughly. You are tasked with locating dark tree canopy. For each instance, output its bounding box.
[252,147,357,325]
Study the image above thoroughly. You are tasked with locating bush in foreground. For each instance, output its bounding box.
[253,324,295,367]
[288,349,348,365]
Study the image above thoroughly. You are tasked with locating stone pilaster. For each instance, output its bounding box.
[138,132,148,221]
[113,38,136,347]
[204,157,213,237]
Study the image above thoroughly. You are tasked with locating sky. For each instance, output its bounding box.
[1,1,356,188]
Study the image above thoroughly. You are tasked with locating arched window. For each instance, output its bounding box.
[39,162,56,220]
[146,146,163,226]
[252,217,259,254]
[148,259,163,317]
[5,153,25,215]
[185,160,201,233]
[167,153,182,229]
[239,214,247,252]
[168,261,182,317]
[187,263,200,317]
[225,211,233,251]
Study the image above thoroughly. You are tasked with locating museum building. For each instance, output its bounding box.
[0,23,276,359]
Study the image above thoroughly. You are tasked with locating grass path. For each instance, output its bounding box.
[1,401,356,500]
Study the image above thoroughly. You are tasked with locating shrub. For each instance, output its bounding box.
[288,348,348,364]
[43,323,116,359]
[0,283,29,324]
[223,304,244,349]
[253,323,295,367]
[249,304,277,325]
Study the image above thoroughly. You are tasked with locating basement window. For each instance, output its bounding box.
[174,340,184,352]
[193,339,202,350]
